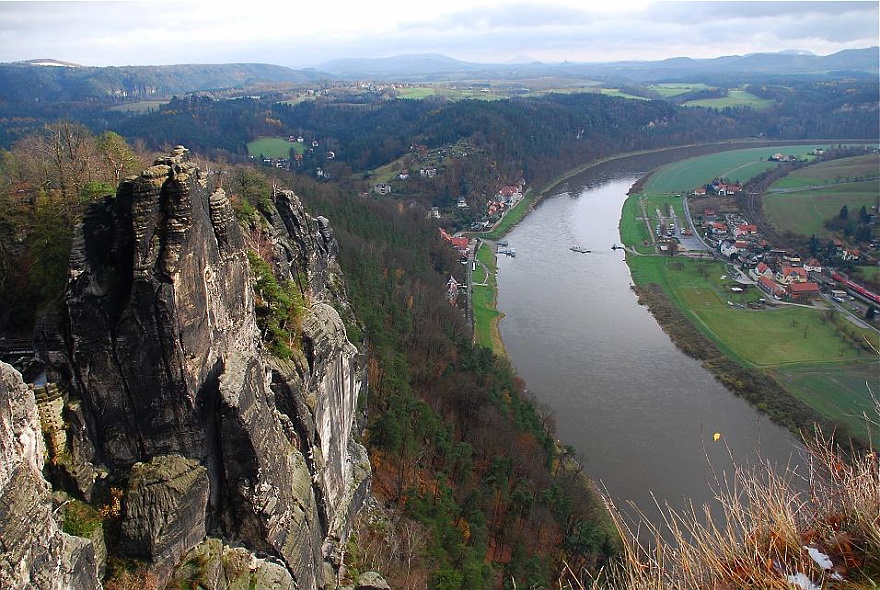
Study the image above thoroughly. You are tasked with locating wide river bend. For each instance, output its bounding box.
[495,152,804,526]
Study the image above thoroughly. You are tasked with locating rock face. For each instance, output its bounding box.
[119,454,209,582]
[38,147,369,588]
[0,361,101,589]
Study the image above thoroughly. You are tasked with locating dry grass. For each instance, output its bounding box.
[568,398,880,590]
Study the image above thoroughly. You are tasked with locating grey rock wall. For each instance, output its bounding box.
[0,361,101,589]
[34,147,369,588]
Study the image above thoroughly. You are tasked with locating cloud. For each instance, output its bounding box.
[0,0,876,67]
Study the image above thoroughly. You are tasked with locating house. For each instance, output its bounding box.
[719,240,740,259]
[776,266,808,284]
[456,197,469,209]
[750,262,774,281]
[703,208,717,221]
[842,248,861,261]
[757,275,786,298]
[787,282,820,300]
[693,187,707,197]
[733,224,758,237]
[429,207,441,219]
[716,183,742,196]
[486,200,506,216]
[439,228,470,251]
[398,171,409,180]
[420,168,437,178]
[446,276,460,304]
[373,183,392,195]
[804,258,823,273]
[498,185,521,203]
[708,222,728,235]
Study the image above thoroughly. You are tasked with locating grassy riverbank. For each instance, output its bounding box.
[620,148,880,446]
[471,241,505,354]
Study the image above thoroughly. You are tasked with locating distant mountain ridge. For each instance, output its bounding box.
[0,47,876,104]
[315,47,880,82]
[0,61,324,102]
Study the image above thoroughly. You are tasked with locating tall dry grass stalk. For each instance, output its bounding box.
[572,398,879,590]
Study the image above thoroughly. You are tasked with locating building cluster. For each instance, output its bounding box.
[699,207,870,303]
[468,182,524,231]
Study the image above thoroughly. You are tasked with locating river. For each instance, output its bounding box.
[495,156,805,528]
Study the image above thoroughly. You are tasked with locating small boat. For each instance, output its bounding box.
[570,246,591,253]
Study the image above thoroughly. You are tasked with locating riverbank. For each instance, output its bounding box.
[629,281,836,440]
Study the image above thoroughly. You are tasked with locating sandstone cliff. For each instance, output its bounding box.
[30,147,369,589]
[0,361,101,589]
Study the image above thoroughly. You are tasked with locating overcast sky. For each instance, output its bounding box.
[0,1,877,68]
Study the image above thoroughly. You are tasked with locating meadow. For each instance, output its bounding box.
[763,181,879,238]
[246,136,306,159]
[762,153,880,238]
[682,89,775,110]
[648,83,709,98]
[471,242,505,353]
[773,360,879,442]
[641,144,829,194]
[108,100,167,113]
[768,153,879,188]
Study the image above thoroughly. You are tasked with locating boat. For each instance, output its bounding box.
[570,246,591,253]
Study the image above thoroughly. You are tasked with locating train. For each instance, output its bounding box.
[831,272,880,305]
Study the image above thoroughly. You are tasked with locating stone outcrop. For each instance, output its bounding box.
[33,147,370,588]
[0,361,101,589]
[168,538,298,590]
[119,454,209,582]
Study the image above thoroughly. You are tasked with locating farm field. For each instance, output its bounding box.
[246,136,306,159]
[762,153,880,238]
[768,153,879,189]
[642,144,830,194]
[397,86,507,101]
[763,181,879,238]
[773,361,879,445]
[682,89,775,110]
[108,100,167,113]
[649,83,709,98]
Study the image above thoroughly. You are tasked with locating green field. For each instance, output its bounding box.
[396,87,437,99]
[773,361,879,442]
[625,252,879,441]
[599,89,649,100]
[397,86,507,101]
[683,90,775,110]
[642,144,830,193]
[472,242,505,353]
[769,153,880,189]
[246,137,306,159]
[648,83,709,98]
[762,153,880,238]
[109,100,168,113]
[763,182,879,238]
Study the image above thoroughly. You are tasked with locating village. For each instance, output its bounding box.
[666,174,879,315]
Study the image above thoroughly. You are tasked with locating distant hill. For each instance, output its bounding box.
[0,62,326,102]
[316,47,880,83]
[2,48,875,104]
